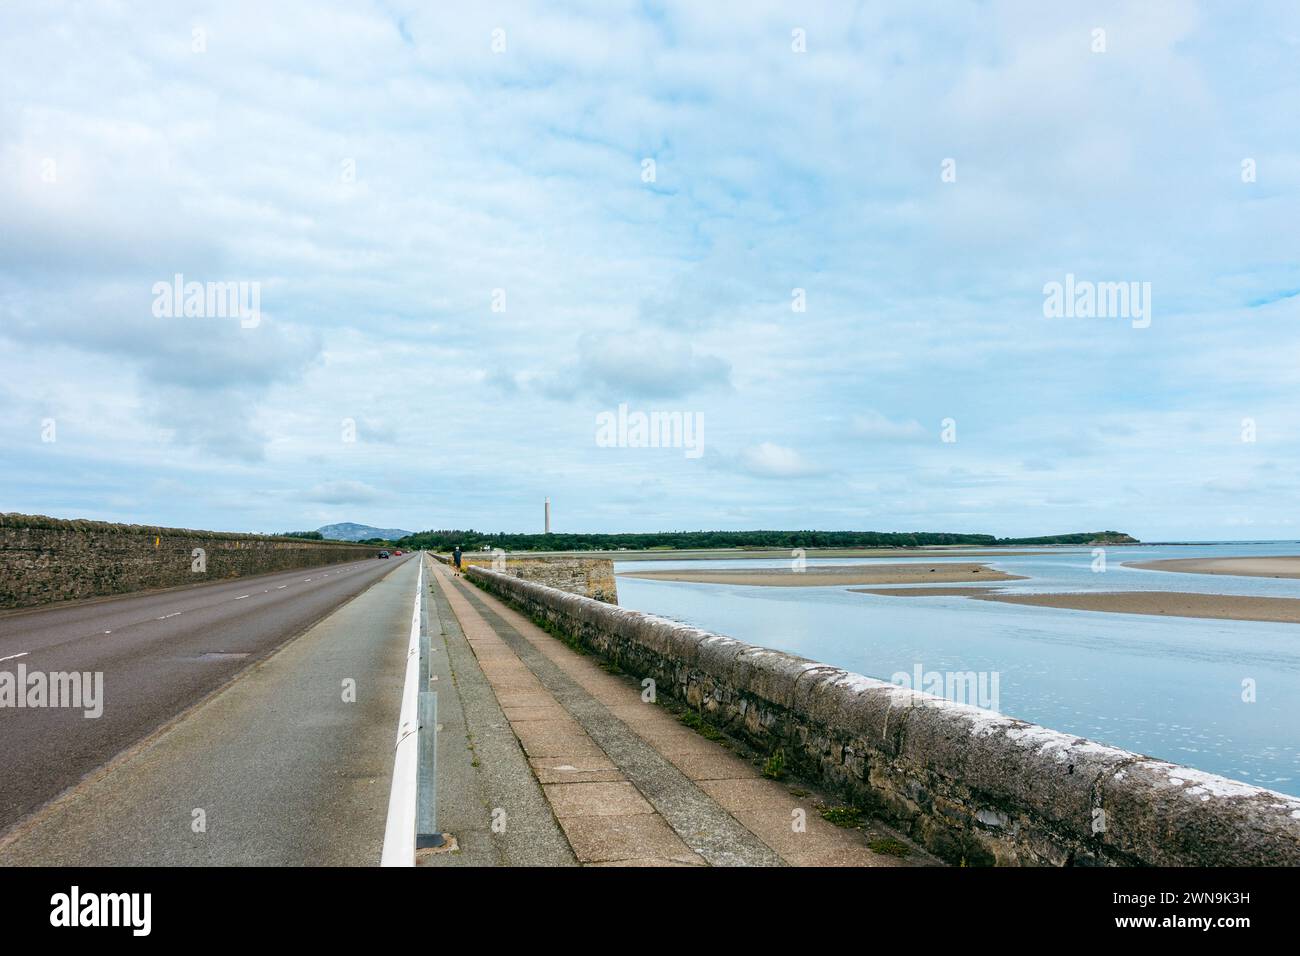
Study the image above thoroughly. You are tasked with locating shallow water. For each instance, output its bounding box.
[615,543,1300,796]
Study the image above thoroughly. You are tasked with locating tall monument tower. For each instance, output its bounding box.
[544,497,551,534]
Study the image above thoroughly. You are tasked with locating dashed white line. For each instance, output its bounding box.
[0,652,29,663]
[277,585,288,590]
[157,611,182,620]
[235,594,249,600]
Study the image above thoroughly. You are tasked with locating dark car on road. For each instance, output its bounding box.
[377,550,390,559]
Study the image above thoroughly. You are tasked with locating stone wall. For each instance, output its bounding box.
[0,513,376,610]
[466,564,1300,867]
[457,555,617,603]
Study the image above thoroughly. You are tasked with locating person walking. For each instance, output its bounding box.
[452,545,462,575]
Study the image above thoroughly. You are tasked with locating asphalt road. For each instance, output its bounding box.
[0,553,415,841]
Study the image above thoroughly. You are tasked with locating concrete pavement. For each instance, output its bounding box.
[426,556,931,866]
[416,563,575,865]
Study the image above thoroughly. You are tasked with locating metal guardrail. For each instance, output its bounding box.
[416,553,442,849]
[416,691,440,848]
[381,552,442,864]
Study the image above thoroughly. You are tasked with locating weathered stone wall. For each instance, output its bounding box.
[457,555,617,603]
[0,513,376,609]
[467,564,1300,867]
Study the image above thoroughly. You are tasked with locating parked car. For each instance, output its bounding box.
[378,550,390,559]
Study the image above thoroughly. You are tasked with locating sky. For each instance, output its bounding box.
[1,1,1298,541]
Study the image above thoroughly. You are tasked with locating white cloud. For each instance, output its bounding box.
[0,1,1297,539]
[850,411,928,442]
[735,442,825,479]
[305,480,383,505]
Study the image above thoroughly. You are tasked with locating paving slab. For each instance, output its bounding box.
[440,571,780,866]
[543,781,655,817]
[512,720,607,759]
[732,807,865,859]
[558,814,704,865]
[428,560,934,868]
[530,755,626,785]
[418,558,575,867]
[699,777,805,813]
[667,752,761,781]
[502,704,569,722]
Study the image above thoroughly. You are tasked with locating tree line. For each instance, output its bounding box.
[393,529,1135,552]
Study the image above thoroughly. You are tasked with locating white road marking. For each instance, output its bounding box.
[235,594,249,600]
[0,652,29,663]
[157,611,182,620]
[277,585,287,590]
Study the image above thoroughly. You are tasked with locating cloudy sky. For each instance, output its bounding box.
[2,1,1298,540]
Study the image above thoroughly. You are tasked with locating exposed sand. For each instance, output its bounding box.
[1129,556,1300,579]
[851,586,1004,597]
[605,547,1077,561]
[619,563,1026,587]
[974,591,1300,625]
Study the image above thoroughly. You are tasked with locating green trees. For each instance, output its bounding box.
[393,528,1134,552]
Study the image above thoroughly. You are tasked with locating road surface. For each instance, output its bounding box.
[0,553,414,848]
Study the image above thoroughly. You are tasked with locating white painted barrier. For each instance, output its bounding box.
[380,557,423,866]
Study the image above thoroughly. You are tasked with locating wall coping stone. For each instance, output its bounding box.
[467,563,1300,866]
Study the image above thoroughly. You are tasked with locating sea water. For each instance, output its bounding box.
[615,542,1300,796]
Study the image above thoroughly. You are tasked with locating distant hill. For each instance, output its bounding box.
[1001,531,1139,546]
[316,522,413,542]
